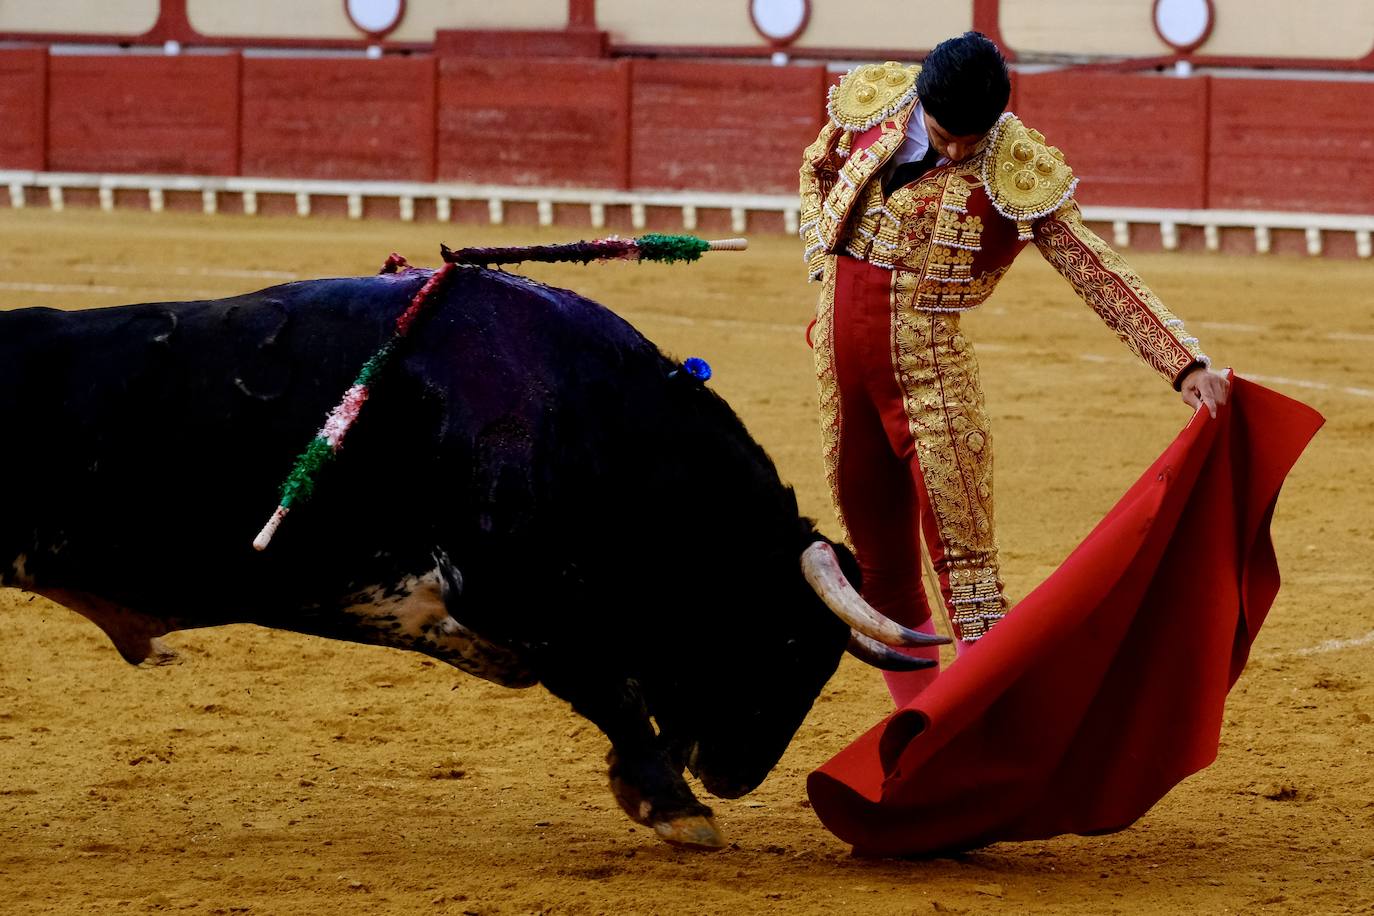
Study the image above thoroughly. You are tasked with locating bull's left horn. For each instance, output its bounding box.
[847,631,939,671]
[800,541,950,648]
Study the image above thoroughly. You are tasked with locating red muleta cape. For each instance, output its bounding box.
[807,374,1324,857]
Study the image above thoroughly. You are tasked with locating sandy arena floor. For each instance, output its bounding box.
[1,209,1372,914]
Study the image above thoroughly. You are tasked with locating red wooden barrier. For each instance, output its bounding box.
[1016,71,1209,210]
[47,54,240,175]
[12,47,1373,224]
[0,49,46,170]
[630,60,827,194]
[436,57,630,189]
[1209,78,1374,215]
[241,57,435,182]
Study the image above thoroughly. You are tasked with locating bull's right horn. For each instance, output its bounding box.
[847,631,939,671]
[800,541,950,648]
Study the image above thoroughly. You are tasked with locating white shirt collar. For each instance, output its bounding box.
[892,101,933,166]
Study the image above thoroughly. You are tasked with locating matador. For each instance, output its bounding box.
[798,33,1230,704]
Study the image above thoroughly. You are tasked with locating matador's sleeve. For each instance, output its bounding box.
[980,114,1210,390]
[1034,201,1210,390]
[799,120,841,282]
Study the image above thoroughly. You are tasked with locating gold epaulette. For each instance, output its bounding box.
[827,61,921,132]
[981,113,1078,240]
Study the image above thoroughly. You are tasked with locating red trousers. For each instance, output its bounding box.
[816,255,1007,702]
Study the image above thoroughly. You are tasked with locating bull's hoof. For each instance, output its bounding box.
[652,814,727,850]
[137,637,181,667]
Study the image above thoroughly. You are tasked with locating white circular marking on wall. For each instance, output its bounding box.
[750,0,810,46]
[345,0,406,39]
[1153,0,1214,53]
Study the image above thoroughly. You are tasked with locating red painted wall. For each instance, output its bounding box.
[1016,71,1210,210]
[436,57,629,188]
[630,60,827,193]
[1,49,1369,219]
[47,54,240,175]
[1209,77,1374,215]
[0,49,46,170]
[241,57,435,181]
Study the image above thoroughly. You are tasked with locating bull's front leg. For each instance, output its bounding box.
[541,672,725,850]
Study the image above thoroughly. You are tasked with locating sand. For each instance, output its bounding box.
[1,208,1371,914]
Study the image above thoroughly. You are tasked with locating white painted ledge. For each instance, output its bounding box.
[2,171,1369,257]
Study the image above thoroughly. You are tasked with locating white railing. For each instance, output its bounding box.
[3,170,1370,258]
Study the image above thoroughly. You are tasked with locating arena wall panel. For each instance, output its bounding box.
[390,1,570,42]
[596,0,760,48]
[0,0,158,37]
[1015,71,1208,209]
[187,0,356,40]
[999,0,1168,57]
[188,0,568,42]
[792,1,974,53]
[1208,78,1374,214]
[46,54,240,175]
[1206,0,1374,60]
[241,58,436,182]
[629,61,826,193]
[436,58,630,188]
[0,49,46,171]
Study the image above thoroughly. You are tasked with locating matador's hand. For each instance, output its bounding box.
[1180,367,1231,419]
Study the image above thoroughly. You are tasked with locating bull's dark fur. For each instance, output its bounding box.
[0,266,857,843]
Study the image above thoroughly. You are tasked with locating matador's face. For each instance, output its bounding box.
[922,110,988,163]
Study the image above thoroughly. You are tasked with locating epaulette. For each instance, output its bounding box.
[827,62,921,132]
[981,113,1078,240]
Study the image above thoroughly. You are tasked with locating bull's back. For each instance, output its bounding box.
[0,268,665,616]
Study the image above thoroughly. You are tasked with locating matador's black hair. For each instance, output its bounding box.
[916,31,1011,137]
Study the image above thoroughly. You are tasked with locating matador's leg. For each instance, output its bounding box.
[818,256,942,705]
[889,285,1008,645]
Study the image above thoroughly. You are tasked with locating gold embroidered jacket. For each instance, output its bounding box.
[799,64,1210,389]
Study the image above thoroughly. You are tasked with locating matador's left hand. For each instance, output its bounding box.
[1180,366,1231,419]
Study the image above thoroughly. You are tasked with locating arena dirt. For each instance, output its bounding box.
[1,209,1371,914]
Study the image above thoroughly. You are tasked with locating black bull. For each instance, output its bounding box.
[0,265,939,849]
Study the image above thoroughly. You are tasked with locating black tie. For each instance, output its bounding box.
[883,145,941,195]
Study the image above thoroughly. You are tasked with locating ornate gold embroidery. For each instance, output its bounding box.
[814,115,911,254]
[1035,201,1207,385]
[827,62,921,132]
[867,171,944,270]
[982,112,1077,240]
[812,257,849,543]
[798,122,842,279]
[913,266,1008,312]
[932,212,982,253]
[879,169,1009,312]
[889,278,1006,641]
[842,180,890,263]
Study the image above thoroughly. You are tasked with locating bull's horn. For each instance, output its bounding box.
[800,541,950,647]
[847,631,939,671]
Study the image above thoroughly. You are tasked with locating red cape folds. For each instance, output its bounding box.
[807,375,1324,857]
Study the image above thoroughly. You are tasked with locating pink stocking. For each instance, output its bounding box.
[882,617,943,707]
